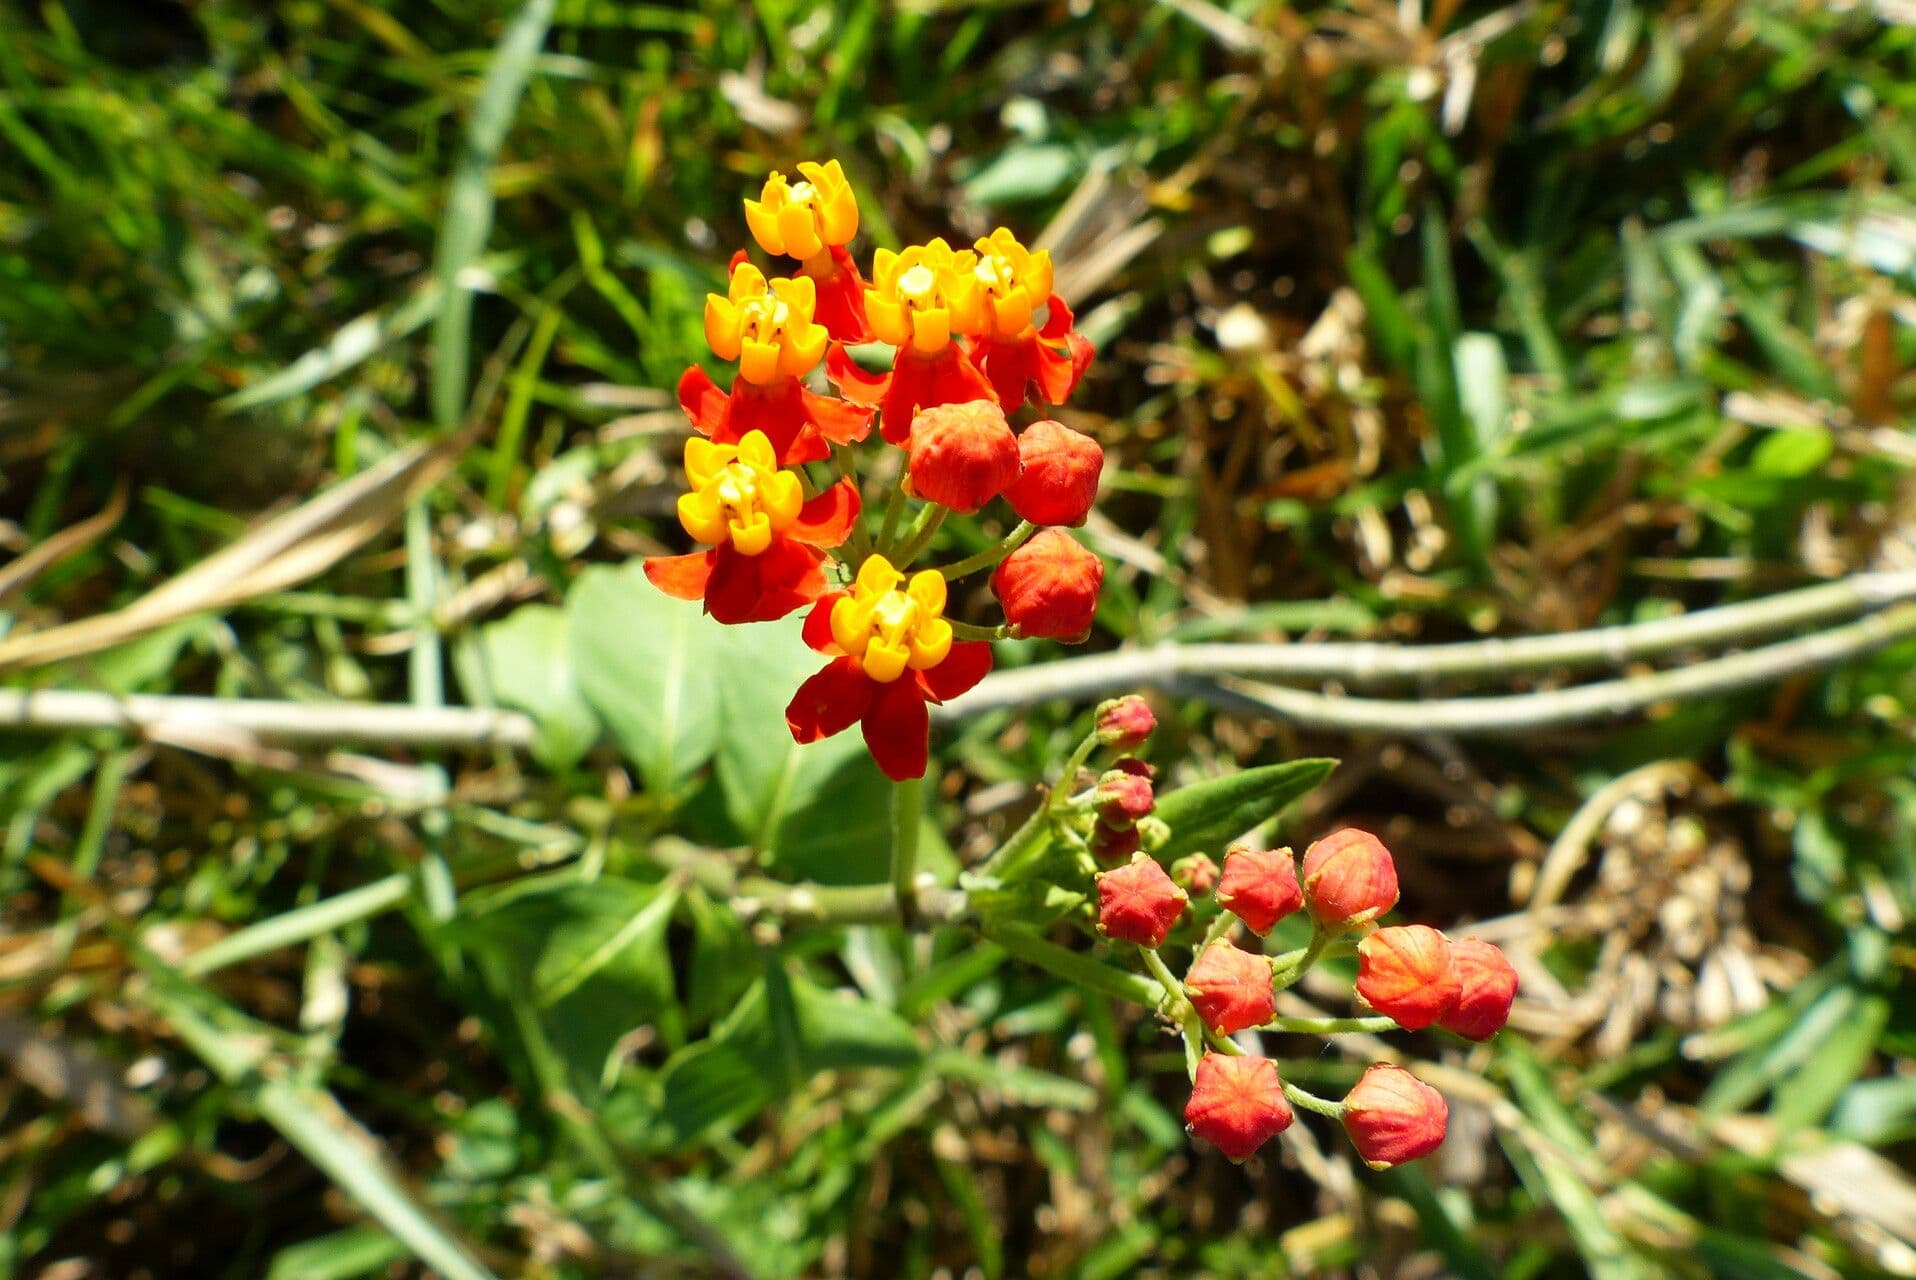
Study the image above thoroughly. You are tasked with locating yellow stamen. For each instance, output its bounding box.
[743,160,861,260]
[676,430,803,555]
[703,263,829,385]
[829,555,954,683]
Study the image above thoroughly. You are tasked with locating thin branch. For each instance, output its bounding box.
[942,570,1916,716]
[1209,601,1916,736]
[0,689,539,748]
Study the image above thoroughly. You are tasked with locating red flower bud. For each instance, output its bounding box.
[1356,925,1459,1031]
[1185,941,1275,1035]
[906,400,1021,515]
[1439,938,1518,1040]
[1342,1064,1448,1169]
[1096,852,1187,948]
[1185,1051,1294,1161]
[1094,694,1156,751]
[1109,756,1155,780]
[991,529,1103,640]
[1301,828,1399,927]
[1216,844,1304,936]
[1171,853,1221,896]
[1088,820,1141,863]
[1004,419,1103,527]
[1094,769,1155,826]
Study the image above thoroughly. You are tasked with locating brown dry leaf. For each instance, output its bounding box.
[0,432,469,673]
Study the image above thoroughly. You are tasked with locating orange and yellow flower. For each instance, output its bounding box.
[744,160,871,343]
[704,263,829,387]
[645,431,860,624]
[961,228,1094,411]
[829,238,997,442]
[680,262,871,466]
[786,556,993,780]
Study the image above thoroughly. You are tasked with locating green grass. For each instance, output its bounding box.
[3,2,1916,1277]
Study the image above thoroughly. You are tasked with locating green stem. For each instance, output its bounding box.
[1199,910,1238,950]
[949,620,1011,642]
[876,475,910,555]
[1284,1081,1347,1119]
[1263,1015,1398,1035]
[966,800,1055,885]
[1139,946,1186,1011]
[1045,729,1102,815]
[894,504,949,567]
[830,445,873,565]
[984,927,1161,1007]
[1270,924,1329,992]
[939,521,1036,579]
[890,776,924,928]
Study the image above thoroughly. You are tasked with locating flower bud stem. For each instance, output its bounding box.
[876,473,909,554]
[1264,1015,1399,1035]
[1283,1081,1347,1119]
[1199,910,1238,950]
[893,504,948,566]
[1270,926,1329,991]
[939,521,1036,580]
[949,621,1012,642]
[1045,729,1102,816]
[829,445,873,564]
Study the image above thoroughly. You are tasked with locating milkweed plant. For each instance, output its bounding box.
[638,160,1516,1168]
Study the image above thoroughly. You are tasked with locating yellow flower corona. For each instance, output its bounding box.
[830,555,955,683]
[704,263,829,385]
[865,238,982,356]
[744,160,860,262]
[676,431,803,556]
[968,227,1055,340]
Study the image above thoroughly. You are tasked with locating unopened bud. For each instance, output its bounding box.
[1094,695,1156,751]
[1356,925,1459,1030]
[1216,844,1303,935]
[1439,938,1517,1040]
[1185,1051,1294,1161]
[1342,1064,1448,1169]
[1301,828,1399,927]
[1171,853,1221,896]
[1184,941,1276,1035]
[1095,852,1187,948]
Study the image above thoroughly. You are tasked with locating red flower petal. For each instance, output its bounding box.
[791,479,861,547]
[862,678,931,780]
[677,365,731,438]
[809,247,872,344]
[786,657,872,743]
[826,342,889,407]
[914,640,993,703]
[644,550,716,600]
[799,382,874,449]
[1038,292,1077,340]
[881,348,996,444]
[801,594,845,654]
[704,540,826,625]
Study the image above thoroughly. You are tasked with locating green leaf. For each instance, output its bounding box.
[464,604,599,769]
[711,617,893,883]
[963,143,1077,205]
[1751,427,1834,478]
[458,876,679,1085]
[656,965,921,1149]
[1154,758,1337,859]
[568,562,722,796]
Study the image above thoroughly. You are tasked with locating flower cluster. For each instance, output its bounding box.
[647,160,1106,779]
[1088,811,1517,1169]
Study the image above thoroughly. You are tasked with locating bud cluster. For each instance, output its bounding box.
[1088,817,1516,1169]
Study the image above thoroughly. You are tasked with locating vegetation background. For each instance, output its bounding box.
[3,0,1915,1276]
